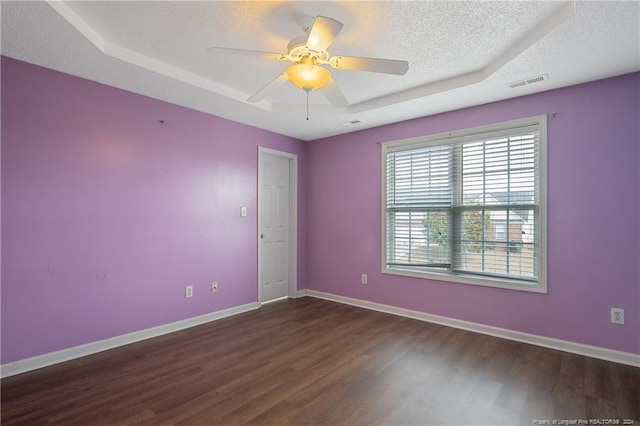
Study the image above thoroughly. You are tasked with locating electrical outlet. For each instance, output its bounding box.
[211,281,219,293]
[361,274,368,285]
[611,308,624,324]
[185,285,193,299]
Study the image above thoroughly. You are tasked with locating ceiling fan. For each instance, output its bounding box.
[207,16,409,108]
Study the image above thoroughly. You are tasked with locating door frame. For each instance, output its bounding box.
[257,147,298,305]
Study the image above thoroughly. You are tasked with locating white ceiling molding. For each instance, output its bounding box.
[346,1,575,114]
[46,0,272,112]
[46,0,574,116]
[3,1,638,140]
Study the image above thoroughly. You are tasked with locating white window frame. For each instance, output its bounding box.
[381,115,547,293]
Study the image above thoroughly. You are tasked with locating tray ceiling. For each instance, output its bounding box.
[1,1,639,140]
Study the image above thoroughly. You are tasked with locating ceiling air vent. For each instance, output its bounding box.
[507,74,548,89]
[340,119,362,127]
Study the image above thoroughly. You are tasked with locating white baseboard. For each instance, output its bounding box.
[303,290,640,368]
[1,302,260,378]
[5,292,637,378]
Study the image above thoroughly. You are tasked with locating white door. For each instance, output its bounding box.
[258,152,290,303]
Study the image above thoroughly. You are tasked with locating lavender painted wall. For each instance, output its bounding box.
[2,55,638,366]
[1,57,307,363]
[307,73,640,354]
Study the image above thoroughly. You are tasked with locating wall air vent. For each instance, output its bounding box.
[507,74,548,89]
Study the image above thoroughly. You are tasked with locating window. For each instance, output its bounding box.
[383,116,547,292]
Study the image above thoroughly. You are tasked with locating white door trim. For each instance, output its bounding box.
[257,147,298,304]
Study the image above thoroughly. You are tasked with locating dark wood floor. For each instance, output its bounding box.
[2,297,638,425]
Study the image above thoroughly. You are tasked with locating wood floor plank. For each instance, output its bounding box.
[2,297,638,425]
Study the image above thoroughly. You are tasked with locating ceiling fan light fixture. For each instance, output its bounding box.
[286,62,332,90]
[211,15,408,104]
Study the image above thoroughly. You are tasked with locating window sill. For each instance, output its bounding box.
[382,266,547,294]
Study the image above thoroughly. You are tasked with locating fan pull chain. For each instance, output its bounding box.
[305,89,310,121]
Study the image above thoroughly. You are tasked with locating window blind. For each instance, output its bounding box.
[386,146,452,268]
[383,117,545,289]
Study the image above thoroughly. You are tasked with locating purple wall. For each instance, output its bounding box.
[2,55,638,366]
[1,57,307,363]
[307,73,640,354]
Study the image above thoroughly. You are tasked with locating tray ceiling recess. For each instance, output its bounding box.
[2,1,638,140]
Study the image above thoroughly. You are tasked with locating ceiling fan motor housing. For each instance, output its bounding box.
[287,36,329,64]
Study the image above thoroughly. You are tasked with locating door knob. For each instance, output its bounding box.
[260,233,265,239]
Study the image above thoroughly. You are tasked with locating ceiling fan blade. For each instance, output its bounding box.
[322,80,348,107]
[247,73,289,102]
[329,56,409,75]
[207,46,287,61]
[306,16,344,52]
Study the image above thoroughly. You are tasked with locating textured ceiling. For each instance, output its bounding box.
[1,1,639,140]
